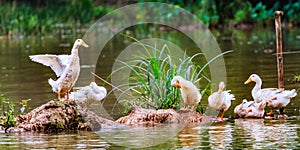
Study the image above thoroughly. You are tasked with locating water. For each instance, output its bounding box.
[0,119,298,149]
[1,27,300,149]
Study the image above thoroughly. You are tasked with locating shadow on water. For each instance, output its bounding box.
[0,27,300,148]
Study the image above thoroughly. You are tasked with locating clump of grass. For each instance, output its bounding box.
[116,48,204,110]
[0,94,31,132]
[292,74,300,83]
[110,36,231,113]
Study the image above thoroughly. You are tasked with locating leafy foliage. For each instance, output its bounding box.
[2,1,300,37]
[0,0,114,37]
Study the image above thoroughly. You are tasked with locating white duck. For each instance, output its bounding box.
[244,74,297,115]
[70,82,107,104]
[234,99,267,118]
[29,39,89,100]
[171,76,201,110]
[208,82,235,119]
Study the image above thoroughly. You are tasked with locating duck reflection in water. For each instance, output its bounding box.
[178,125,200,148]
[234,119,298,149]
[189,123,233,149]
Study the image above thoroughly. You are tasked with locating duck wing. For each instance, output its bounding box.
[208,92,222,110]
[260,88,297,100]
[29,54,70,77]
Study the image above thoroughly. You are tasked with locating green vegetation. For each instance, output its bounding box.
[155,0,299,26]
[292,74,300,83]
[0,94,30,131]
[111,36,231,113]
[0,0,114,37]
[2,0,300,37]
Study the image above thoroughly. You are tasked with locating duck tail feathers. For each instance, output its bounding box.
[224,90,235,101]
[289,89,297,98]
[48,78,56,87]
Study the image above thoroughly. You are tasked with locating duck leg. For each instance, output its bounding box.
[190,106,194,110]
[219,110,225,120]
[266,108,273,116]
[58,92,61,100]
[182,102,187,110]
[66,92,69,100]
[214,110,224,120]
[279,107,285,115]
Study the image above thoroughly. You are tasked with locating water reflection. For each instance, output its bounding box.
[191,122,233,149]
[208,123,233,149]
[234,119,299,149]
[178,124,200,148]
[177,118,300,149]
[97,123,186,148]
[0,118,298,149]
[0,131,108,149]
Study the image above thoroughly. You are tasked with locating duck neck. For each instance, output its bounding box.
[180,79,191,91]
[71,44,79,55]
[252,79,262,94]
[217,87,223,94]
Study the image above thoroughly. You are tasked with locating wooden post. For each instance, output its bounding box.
[275,11,284,89]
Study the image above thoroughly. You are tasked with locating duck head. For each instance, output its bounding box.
[218,81,225,93]
[171,76,183,88]
[73,39,89,49]
[244,74,261,84]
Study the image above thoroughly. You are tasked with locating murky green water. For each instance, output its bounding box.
[1,27,300,149]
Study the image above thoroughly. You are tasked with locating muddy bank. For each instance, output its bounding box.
[116,107,205,125]
[1,100,209,133]
[4,100,114,133]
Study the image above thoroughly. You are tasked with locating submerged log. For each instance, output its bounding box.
[116,107,205,125]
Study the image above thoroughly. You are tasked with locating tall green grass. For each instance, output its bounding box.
[110,36,231,112]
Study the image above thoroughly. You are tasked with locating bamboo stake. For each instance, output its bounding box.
[275,11,284,89]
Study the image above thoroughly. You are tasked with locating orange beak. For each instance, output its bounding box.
[172,82,182,88]
[244,77,253,84]
[175,84,181,88]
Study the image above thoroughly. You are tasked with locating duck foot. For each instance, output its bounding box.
[265,114,288,120]
[178,108,193,113]
[212,117,227,122]
[180,107,187,111]
[276,114,288,120]
[265,109,274,117]
[265,113,274,117]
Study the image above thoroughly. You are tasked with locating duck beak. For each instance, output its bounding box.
[244,78,252,84]
[175,84,181,88]
[172,83,181,88]
[81,41,89,48]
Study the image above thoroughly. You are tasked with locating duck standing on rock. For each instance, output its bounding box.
[171,76,202,110]
[29,39,89,100]
[244,74,297,115]
[208,82,235,120]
